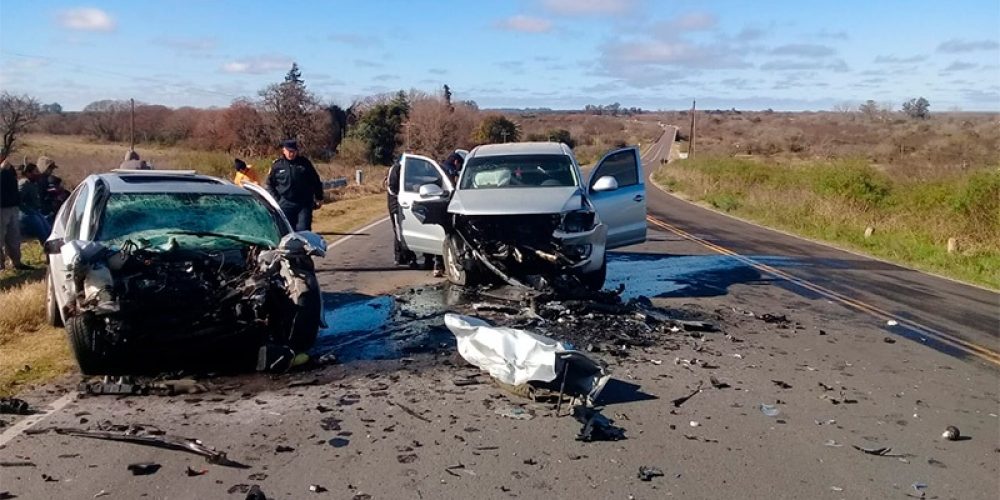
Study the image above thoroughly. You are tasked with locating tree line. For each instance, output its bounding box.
[2,63,587,167]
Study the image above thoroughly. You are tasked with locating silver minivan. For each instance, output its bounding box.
[393,142,647,289]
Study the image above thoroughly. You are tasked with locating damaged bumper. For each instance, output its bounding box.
[56,232,325,372]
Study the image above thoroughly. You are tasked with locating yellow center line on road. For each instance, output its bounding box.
[645,214,1000,367]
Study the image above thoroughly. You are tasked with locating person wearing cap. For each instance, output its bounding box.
[266,139,323,231]
[233,158,260,187]
[16,163,51,245]
[0,155,28,270]
[442,152,463,185]
[120,149,144,169]
[45,175,71,217]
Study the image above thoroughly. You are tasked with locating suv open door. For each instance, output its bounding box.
[587,146,647,249]
[398,153,453,255]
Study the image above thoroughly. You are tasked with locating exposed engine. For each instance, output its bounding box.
[63,233,323,352]
[454,211,597,282]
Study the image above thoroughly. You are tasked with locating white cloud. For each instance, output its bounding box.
[155,36,217,52]
[496,15,553,33]
[937,39,1000,53]
[943,61,978,71]
[56,7,116,32]
[760,59,849,72]
[771,44,836,58]
[874,54,926,64]
[221,56,293,74]
[541,0,636,16]
[328,33,383,49]
[666,12,717,31]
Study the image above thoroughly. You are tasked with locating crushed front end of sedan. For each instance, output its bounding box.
[45,172,326,374]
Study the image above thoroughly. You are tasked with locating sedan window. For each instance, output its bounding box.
[96,193,281,247]
[460,154,577,189]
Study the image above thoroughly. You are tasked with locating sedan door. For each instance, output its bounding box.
[587,147,647,249]
[398,154,453,255]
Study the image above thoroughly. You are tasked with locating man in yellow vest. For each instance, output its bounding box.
[233,158,260,186]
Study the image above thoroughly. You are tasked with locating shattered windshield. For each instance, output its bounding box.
[460,154,578,190]
[96,192,281,247]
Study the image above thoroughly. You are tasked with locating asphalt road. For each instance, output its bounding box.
[1,132,998,499]
[640,128,999,367]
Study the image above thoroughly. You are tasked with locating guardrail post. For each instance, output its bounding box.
[355,169,363,185]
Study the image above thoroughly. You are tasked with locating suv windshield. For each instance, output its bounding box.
[96,192,281,247]
[460,154,577,190]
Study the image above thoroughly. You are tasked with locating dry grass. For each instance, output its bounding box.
[654,156,1000,289]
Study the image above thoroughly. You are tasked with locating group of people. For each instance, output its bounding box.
[230,139,325,233]
[0,155,71,271]
[3,138,456,275]
[386,151,464,277]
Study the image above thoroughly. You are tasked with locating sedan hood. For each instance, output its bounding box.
[448,187,583,215]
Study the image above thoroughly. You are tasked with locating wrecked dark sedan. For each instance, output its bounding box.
[398,142,647,289]
[43,170,326,374]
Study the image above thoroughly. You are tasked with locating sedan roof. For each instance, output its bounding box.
[95,171,249,195]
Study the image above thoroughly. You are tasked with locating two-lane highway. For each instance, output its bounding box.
[639,127,999,366]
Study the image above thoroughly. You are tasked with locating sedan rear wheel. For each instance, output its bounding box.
[46,269,63,327]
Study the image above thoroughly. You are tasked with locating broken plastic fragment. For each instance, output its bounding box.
[637,466,665,481]
[494,406,535,420]
[941,426,961,441]
[760,404,780,417]
[127,462,161,476]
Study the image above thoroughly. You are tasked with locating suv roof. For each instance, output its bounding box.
[94,171,248,195]
[470,142,572,158]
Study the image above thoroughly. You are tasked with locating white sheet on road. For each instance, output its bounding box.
[445,313,564,386]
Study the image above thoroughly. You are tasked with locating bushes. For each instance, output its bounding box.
[812,161,891,208]
[336,136,369,167]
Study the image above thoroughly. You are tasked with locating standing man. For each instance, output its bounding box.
[385,159,415,266]
[233,158,260,187]
[266,140,323,231]
[0,156,27,270]
[36,156,58,221]
[442,152,463,185]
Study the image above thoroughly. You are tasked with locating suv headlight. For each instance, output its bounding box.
[560,209,596,233]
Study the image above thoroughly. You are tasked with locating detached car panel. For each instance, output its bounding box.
[44,170,326,375]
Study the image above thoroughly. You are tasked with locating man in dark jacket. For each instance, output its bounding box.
[266,139,324,231]
[0,157,27,270]
[385,160,415,266]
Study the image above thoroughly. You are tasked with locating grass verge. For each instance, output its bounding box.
[0,193,388,397]
[653,156,999,290]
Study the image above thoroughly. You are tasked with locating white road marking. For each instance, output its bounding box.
[0,216,392,447]
[0,392,76,446]
[327,216,389,249]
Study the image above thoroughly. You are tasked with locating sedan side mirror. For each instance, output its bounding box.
[43,238,64,255]
[418,183,445,198]
[592,176,619,192]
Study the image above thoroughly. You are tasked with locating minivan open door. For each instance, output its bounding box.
[587,146,647,249]
[398,153,453,255]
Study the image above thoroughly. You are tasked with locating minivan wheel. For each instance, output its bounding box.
[580,256,607,291]
[443,234,480,287]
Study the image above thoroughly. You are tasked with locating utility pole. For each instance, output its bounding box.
[129,98,135,151]
[688,99,696,159]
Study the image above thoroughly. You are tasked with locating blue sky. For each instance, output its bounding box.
[1,0,998,111]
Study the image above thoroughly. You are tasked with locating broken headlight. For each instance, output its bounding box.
[563,244,592,260]
[560,209,596,233]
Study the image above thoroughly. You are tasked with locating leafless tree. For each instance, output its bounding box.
[0,91,40,158]
[83,99,131,141]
